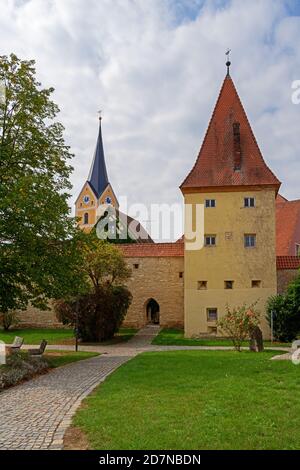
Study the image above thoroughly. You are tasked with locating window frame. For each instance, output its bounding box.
[205,235,217,247]
[205,199,216,208]
[244,197,255,208]
[207,308,218,322]
[224,280,234,289]
[244,234,256,248]
[198,281,208,290]
[83,212,89,225]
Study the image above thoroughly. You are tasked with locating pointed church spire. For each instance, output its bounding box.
[88,116,109,198]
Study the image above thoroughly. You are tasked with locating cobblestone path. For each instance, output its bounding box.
[0,325,160,450]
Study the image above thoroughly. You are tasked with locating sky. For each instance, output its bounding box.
[1,0,300,238]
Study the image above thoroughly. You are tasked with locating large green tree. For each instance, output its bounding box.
[55,234,132,342]
[0,53,82,314]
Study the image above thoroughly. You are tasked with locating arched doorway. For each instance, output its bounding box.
[146,299,160,325]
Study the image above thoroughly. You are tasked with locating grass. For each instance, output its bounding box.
[0,328,137,346]
[0,328,75,345]
[73,351,300,450]
[72,350,300,450]
[44,350,99,368]
[152,328,290,348]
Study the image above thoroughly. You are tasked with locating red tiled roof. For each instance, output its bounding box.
[181,75,281,191]
[276,256,300,270]
[118,242,184,258]
[276,198,300,256]
[119,243,300,272]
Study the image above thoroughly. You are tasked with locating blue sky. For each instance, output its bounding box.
[1,0,300,238]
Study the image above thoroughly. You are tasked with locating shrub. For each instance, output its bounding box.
[0,352,48,390]
[55,285,132,342]
[217,304,260,351]
[0,311,20,330]
[266,291,300,342]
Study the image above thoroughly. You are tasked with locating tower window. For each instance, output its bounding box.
[207,308,218,322]
[205,199,216,208]
[252,280,261,288]
[224,280,234,289]
[244,197,255,208]
[198,281,207,290]
[83,213,89,225]
[179,272,184,279]
[244,234,256,248]
[205,235,216,246]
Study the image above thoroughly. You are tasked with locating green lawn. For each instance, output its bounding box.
[44,350,99,368]
[72,350,300,450]
[152,328,290,348]
[0,328,137,346]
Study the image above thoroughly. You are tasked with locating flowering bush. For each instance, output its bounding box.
[0,353,48,390]
[217,304,260,351]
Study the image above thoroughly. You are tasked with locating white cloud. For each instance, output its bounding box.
[1,0,300,236]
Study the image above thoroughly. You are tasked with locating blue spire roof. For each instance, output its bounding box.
[88,118,109,198]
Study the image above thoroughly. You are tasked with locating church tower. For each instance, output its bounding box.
[181,63,281,339]
[75,117,119,232]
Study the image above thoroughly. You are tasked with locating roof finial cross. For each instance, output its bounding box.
[225,49,231,75]
[98,109,102,121]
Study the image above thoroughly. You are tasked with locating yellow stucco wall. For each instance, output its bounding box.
[183,187,277,339]
[75,183,97,231]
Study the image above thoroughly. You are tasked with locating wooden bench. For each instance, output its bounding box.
[28,340,48,357]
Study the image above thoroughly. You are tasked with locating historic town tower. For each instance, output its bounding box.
[180,65,281,338]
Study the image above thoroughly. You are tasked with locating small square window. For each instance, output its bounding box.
[225,280,234,289]
[207,326,217,335]
[198,281,207,290]
[205,199,216,208]
[179,272,184,279]
[205,235,216,246]
[252,280,261,288]
[207,308,218,322]
[133,264,139,269]
[244,234,256,248]
[244,197,255,208]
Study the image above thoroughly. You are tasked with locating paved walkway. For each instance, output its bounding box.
[0,325,160,450]
[0,325,290,450]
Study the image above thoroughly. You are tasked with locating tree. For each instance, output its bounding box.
[266,273,300,342]
[217,303,260,351]
[55,235,132,342]
[0,53,82,314]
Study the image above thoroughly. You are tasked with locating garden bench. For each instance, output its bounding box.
[28,339,47,357]
[6,336,24,354]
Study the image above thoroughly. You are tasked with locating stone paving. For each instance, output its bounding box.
[0,325,160,450]
[0,325,290,450]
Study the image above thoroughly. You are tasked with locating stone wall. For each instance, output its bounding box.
[18,303,63,328]
[277,269,299,294]
[122,256,184,329]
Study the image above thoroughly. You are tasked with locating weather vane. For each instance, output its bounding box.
[225,49,231,75]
